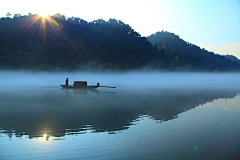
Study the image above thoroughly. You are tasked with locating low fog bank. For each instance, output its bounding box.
[0,70,240,90]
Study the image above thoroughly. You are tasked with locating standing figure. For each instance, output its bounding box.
[65,78,69,86]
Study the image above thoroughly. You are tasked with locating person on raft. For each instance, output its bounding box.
[65,78,69,86]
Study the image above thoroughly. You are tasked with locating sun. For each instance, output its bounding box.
[39,12,49,18]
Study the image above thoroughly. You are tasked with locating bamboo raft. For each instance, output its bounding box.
[60,81,116,89]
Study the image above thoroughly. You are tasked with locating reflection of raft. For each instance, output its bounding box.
[60,81,116,89]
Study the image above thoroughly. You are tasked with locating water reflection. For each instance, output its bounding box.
[61,88,116,96]
[62,88,100,96]
[0,87,239,139]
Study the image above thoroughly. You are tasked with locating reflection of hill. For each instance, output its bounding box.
[0,87,238,138]
[146,89,237,121]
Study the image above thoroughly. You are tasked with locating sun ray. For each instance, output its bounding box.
[37,16,47,43]
[16,15,41,39]
[16,13,65,45]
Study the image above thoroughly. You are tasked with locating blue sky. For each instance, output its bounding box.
[1,0,240,58]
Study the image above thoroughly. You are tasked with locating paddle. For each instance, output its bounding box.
[98,86,116,88]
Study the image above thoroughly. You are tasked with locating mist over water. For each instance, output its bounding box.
[1,70,240,90]
[1,70,240,160]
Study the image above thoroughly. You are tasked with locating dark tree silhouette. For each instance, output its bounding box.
[0,14,239,71]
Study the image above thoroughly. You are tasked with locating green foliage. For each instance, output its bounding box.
[147,31,240,71]
[0,14,239,71]
[0,14,167,70]
[224,55,240,62]
[6,12,11,18]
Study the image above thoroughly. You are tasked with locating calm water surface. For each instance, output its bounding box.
[0,72,240,160]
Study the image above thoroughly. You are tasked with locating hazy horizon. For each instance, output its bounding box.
[1,70,240,91]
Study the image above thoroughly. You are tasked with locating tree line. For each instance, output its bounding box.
[0,13,239,71]
[0,13,167,70]
[147,31,240,71]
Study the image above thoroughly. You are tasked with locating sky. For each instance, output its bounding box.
[1,0,240,58]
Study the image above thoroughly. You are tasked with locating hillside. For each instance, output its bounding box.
[147,31,240,71]
[0,14,239,71]
[224,55,239,62]
[0,14,166,70]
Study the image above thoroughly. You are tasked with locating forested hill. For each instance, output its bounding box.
[147,31,240,71]
[0,14,239,71]
[0,14,166,70]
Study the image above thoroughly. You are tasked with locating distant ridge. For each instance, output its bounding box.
[147,31,240,71]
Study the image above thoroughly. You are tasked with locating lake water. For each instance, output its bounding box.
[0,71,240,160]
